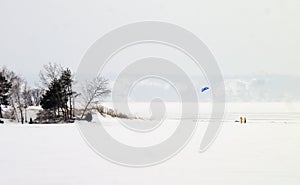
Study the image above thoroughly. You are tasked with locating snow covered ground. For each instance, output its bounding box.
[0,102,300,185]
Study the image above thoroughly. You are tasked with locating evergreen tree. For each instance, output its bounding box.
[0,72,12,118]
[60,68,73,120]
[40,78,67,121]
[40,68,74,122]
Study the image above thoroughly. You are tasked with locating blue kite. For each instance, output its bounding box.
[201,87,209,92]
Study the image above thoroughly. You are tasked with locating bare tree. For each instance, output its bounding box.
[10,76,25,123]
[30,88,43,106]
[80,77,111,119]
[1,67,36,123]
[22,83,30,122]
[39,62,63,88]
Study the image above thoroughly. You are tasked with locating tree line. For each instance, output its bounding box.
[0,63,111,123]
[0,67,42,123]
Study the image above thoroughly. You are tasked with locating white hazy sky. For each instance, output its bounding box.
[0,0,299,86]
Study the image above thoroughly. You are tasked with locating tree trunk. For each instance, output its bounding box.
[25,108,27,123]
[0,104,2,118]
[69,87,72,119]
[81,98,93,119]
[19,108,24,124]
[11,101,19,122]
[72,95,75,117]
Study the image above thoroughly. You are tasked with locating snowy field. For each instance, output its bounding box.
[0,102,300,185]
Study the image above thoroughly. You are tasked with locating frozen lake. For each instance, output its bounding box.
[0,103,300,185]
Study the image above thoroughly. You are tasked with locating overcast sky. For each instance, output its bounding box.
[0,0,299,101]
